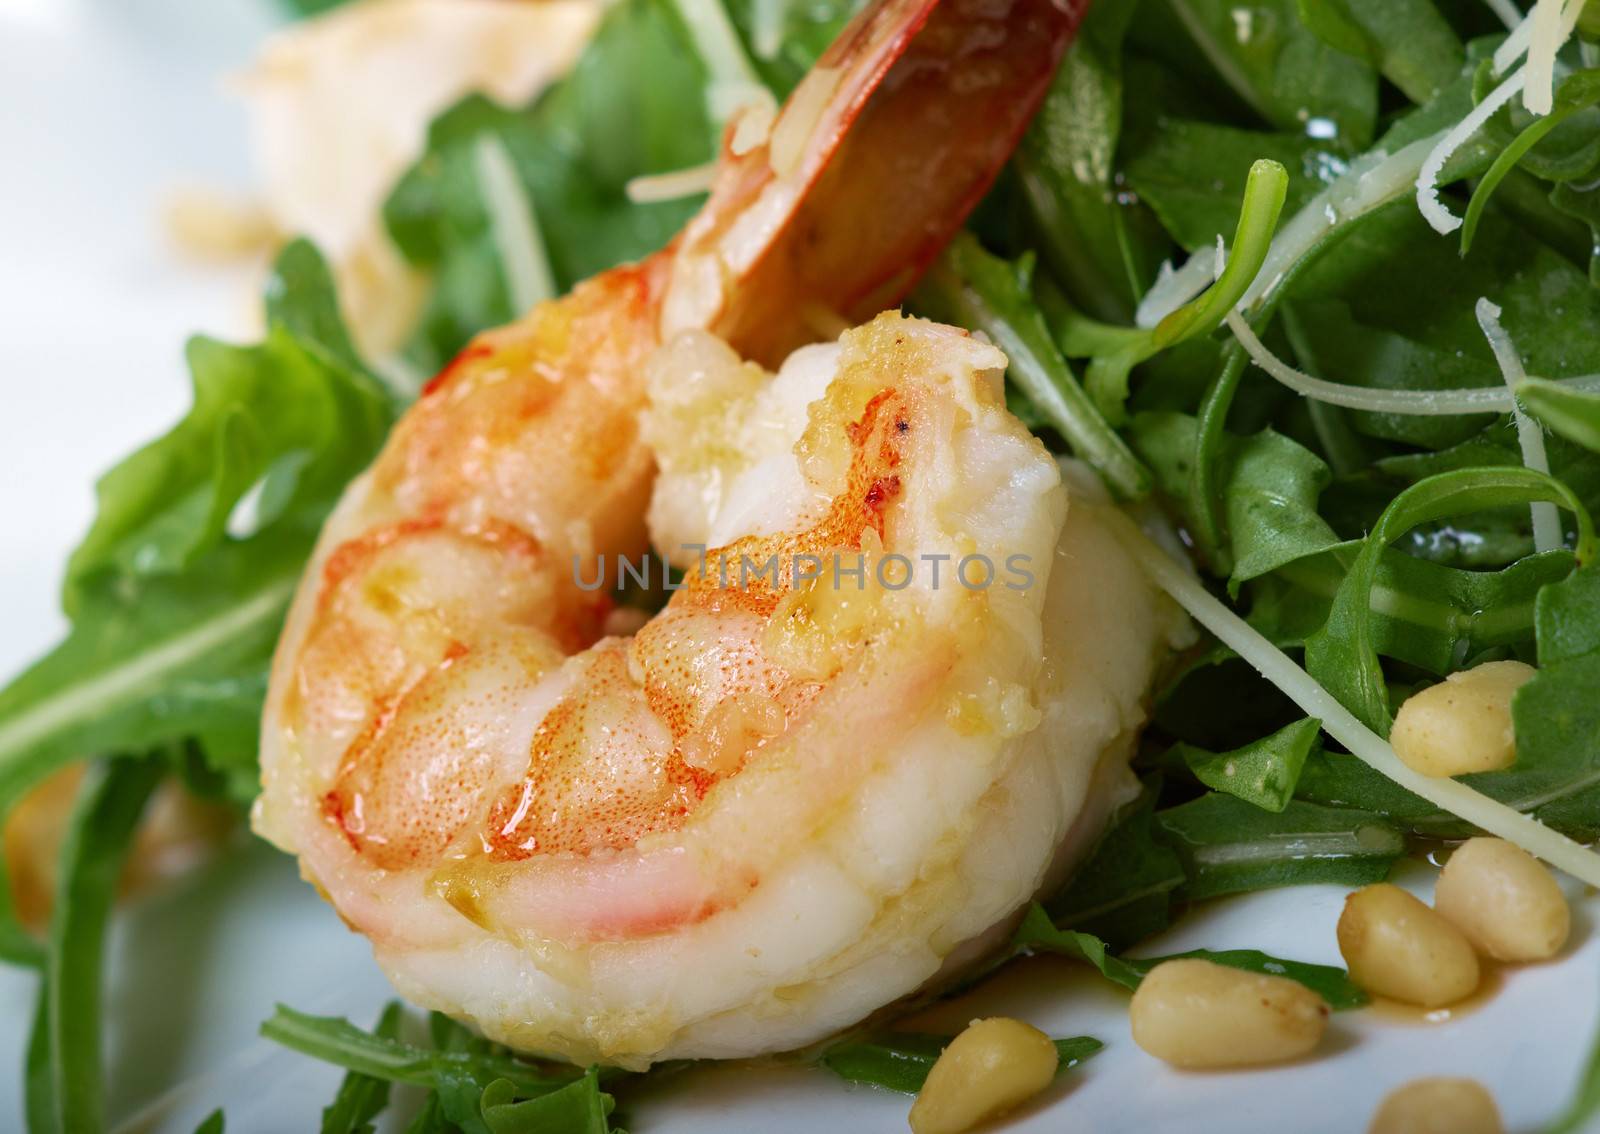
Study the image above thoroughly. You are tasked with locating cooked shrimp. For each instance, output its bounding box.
[254,0,1185,1068]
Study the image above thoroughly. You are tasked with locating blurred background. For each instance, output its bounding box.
[0,0,275,680]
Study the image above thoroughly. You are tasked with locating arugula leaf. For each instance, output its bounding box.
[1296,0,1462,103]
[479,1071,616,1134]
[1213,423,1342,587]
[1012,909,1146,987]
[1476,567,1600,838]
[1464,71,1600,253]
[1295,203,1600,382]
[1532,564,1600,667]
[1187,344,1254,571]
[1292,750,1469,836]
[404,1097,450,1134]
[384,0,716,370]
[1519,378,1600,454]
[1550,178,1600,285]
[1014,907,1368,1009]
[1267,544,1572,671]
[0,243,389,964]
[26,758,162,1134]
[193,1113,225,1134]
[321,1002,405,1134]
[266,1005,634,1134]
[820,1031,1101,1094]
[1131,412,1339,589]
[1044,787,1185,948]
[1155,648,1304,753]
[1149,0,1379,145]
[1304,468,1596,734]
[1176,717,1323,811]
[1289,572,1600,837]
[1015,0,1151,319]
[1123,121,1344,253]
[1155,794,1404,899]
[1476,65,1600,186]
[64,241,389,596]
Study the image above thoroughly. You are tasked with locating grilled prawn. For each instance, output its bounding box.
[255,0,1183,1067]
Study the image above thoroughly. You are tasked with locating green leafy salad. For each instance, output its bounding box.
[8,0,1600,1129]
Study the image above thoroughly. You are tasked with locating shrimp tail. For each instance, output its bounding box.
[665,0,1087,366]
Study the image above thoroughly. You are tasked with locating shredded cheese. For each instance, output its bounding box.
[729,97,778,156]
[1135,246,1222,329]
[1104,509,1600,889]
[1226,307,1600,414]
[768,66,841,180]
[1526,0,1568,113]
[1494,10,1537,73]
[1417,68,1529,234]
[1499,0,1586,110]
[1477,299,1564,552]
[1228,310,1495,412]
[625,161,720,204]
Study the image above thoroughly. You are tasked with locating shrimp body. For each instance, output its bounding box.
[254,0,1186,1069]
[260,313,1183,1065]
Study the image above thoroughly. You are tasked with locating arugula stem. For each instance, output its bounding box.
[1152,161,1288,348]
[25,994,55,1134]
[28,757,162,1134]
[1462,109,1576,253]
[1190,342,1250,570]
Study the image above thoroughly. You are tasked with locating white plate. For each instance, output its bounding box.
[1,3,1597,1131]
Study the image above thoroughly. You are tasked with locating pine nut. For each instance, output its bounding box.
[1368,1077,1503,1134]
[1338,883,1479,1007]
[1435,837,1570,962]
[908,1017,1058,1134]
[1390,661,1536,777]
[1128,958,1328,1068]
